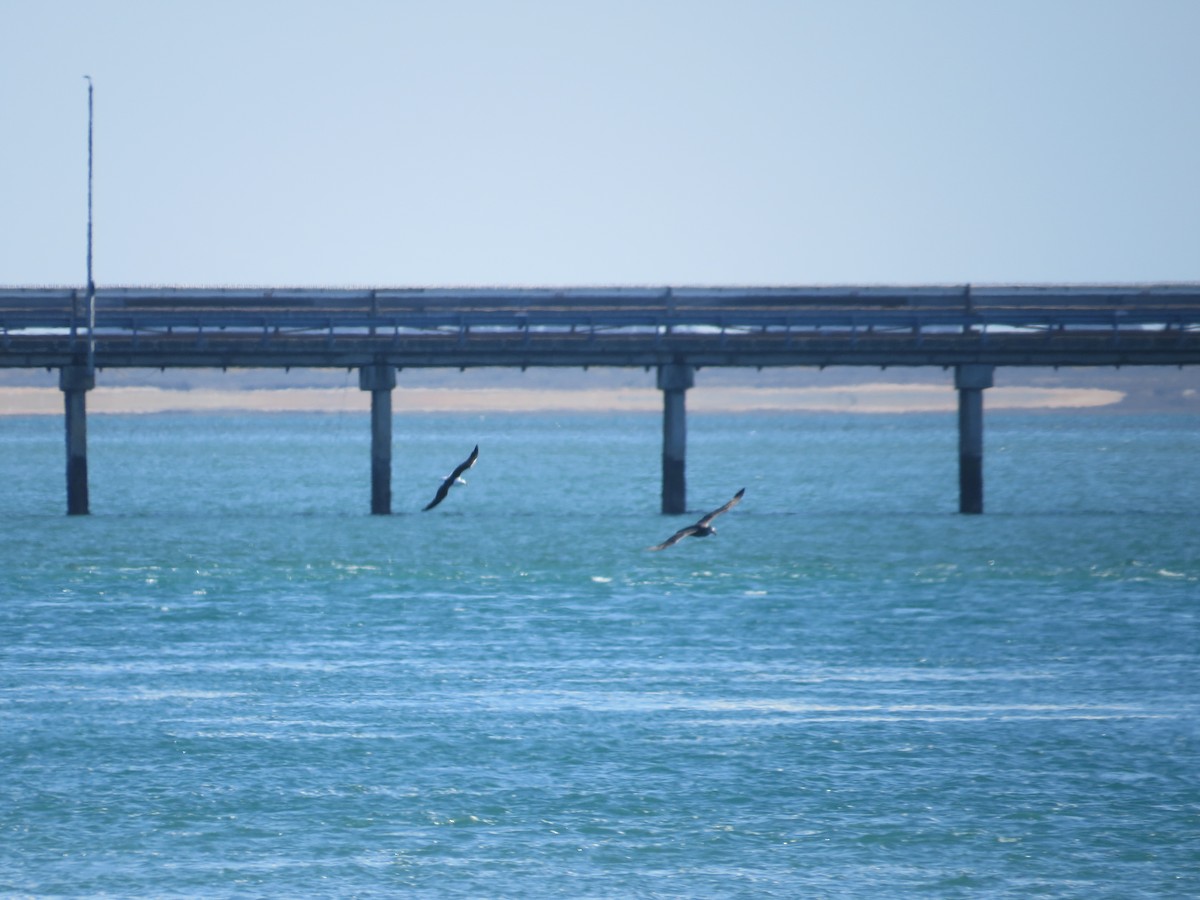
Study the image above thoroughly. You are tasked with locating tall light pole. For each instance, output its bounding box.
[84,75,95,373]
[63,76,97,514]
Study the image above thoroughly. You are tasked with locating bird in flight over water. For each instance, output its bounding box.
[647,488,745,550]
[422,445,479,511]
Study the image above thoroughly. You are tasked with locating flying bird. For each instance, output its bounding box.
[647,488,745,551]
[422,445,479,511]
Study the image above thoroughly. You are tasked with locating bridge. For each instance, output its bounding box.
[3,283,1198,515]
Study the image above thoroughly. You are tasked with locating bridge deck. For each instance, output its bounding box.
[2,284,1199,369]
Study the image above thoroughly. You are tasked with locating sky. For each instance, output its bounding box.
[2,0,1198,288]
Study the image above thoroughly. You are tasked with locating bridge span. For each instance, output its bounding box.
[2,283,1198,515]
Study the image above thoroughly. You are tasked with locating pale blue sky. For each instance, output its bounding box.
[2,0,1197,287]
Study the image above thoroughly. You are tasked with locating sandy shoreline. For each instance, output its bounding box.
[0,384,1125,415]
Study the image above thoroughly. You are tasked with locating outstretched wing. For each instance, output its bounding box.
[450,445,480,481]
[422,478,453,511]
[647,524,701,552]
[695,487,745,528]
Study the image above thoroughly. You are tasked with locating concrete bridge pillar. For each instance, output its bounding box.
[955,364,994,514]
[359,364,396,515]
[657,363,694,514]
[60,365,95,516]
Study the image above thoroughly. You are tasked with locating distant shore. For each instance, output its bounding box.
[0,384,1127,415]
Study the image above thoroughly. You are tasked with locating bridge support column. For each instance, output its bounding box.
[955,364,994,515]
[60,365,95,516]
[657,364,694,515]
[359,364,396,515]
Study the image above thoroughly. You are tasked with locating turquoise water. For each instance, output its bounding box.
[2,411,1198,897]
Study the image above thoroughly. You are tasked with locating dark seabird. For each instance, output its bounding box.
[647,488,745,551]
[422,445,479,511]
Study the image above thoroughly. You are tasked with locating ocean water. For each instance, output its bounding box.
[1,411,1197,898]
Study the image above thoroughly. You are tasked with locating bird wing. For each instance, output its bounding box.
[647,525,700,551]
[422,478,453,511]
[695,488,745,528]
[450,445,480,481]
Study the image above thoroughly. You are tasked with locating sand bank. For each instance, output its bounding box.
[0,384,1124,415]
